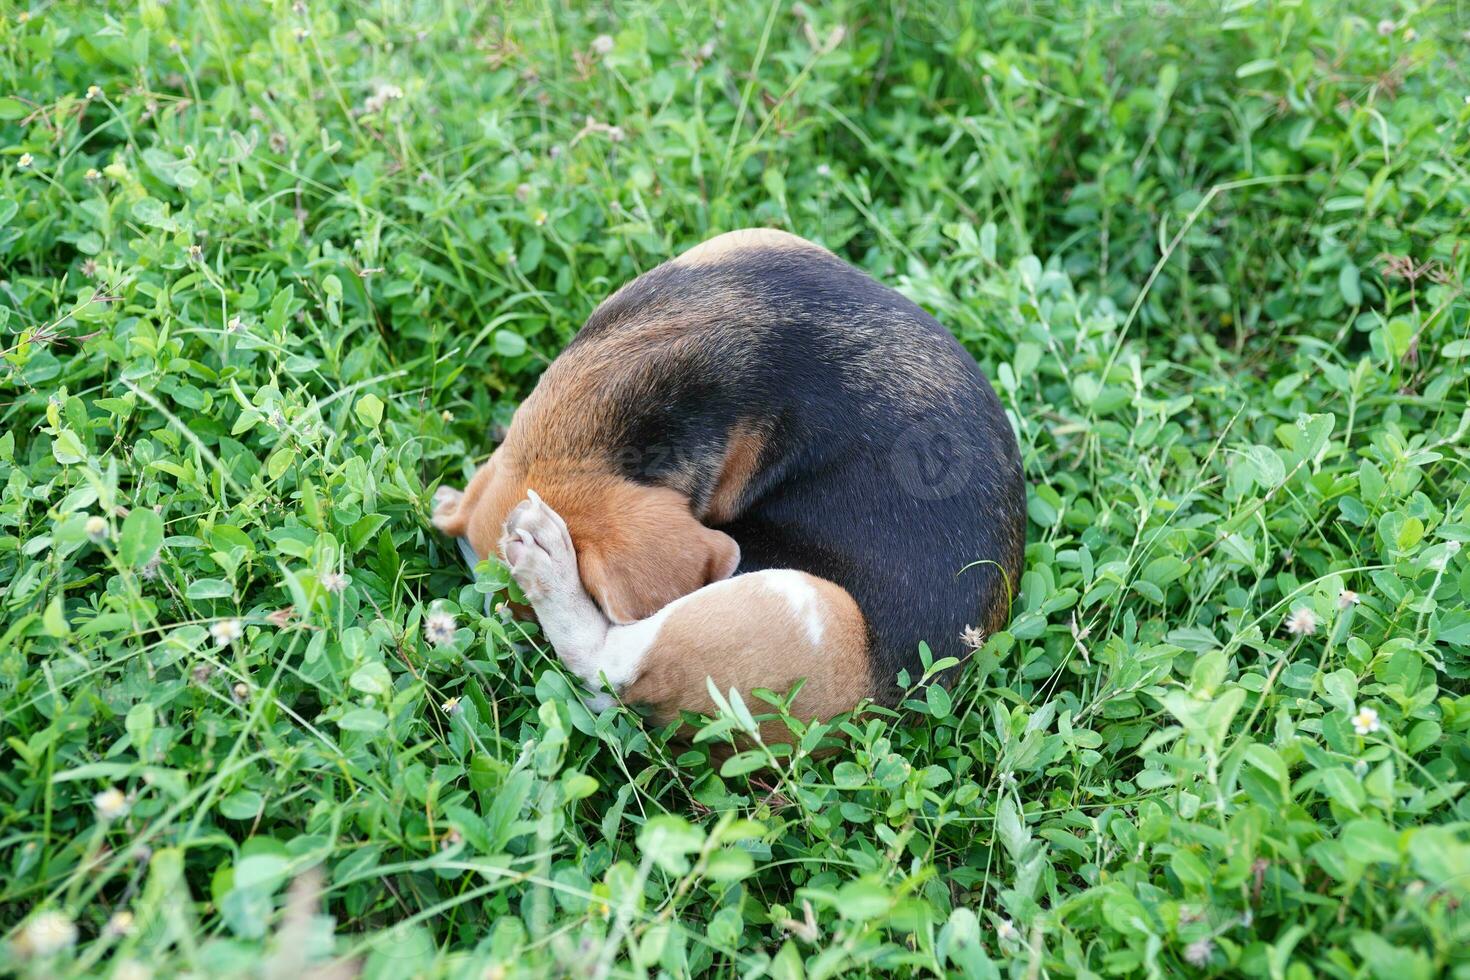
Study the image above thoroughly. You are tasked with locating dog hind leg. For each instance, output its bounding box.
[501,493,874,729]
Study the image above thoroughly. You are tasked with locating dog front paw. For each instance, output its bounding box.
[431,485,464,531]
[500,490,578,601]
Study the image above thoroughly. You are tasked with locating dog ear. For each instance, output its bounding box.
[579,524,740,624]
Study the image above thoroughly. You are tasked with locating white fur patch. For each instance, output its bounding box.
[753,570,826,646]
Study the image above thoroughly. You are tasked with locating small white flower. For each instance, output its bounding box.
[86,85,102,100]
[232,682,249,701]
[363,82,404,114]
[1284,606,1318,636]
[85,167,102,181]
[424,610,458,647]
[93,786,130,820]
[440,409,454,422]
[210,618,243,647]
[441,827,463,850]
[441,695,462,715]
[1353,758,1369,777]
[1377,18,1396,36]
[816,163,831,177]
[187,244,203,261]
[1352,706,1381,735]
[268,408,286,429]
[227,315,243,332]
[1337,589,1359,610]
[959,624,985,650]
[996,918,1019,942]
[18,152,33,168]
[698,41,715,60]
[23,910,78,956]
[591,34,614,55]
[140,556,161,581]
[86,515,110,543]
[1184,937,1214,967]
[320,571,348,594]
[1403,27,1417,41]
[105,910,135,937]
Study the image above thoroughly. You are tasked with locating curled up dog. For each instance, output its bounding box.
[433,229,1025,741]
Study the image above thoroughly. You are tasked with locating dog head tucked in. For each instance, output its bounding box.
[433,442,740,624]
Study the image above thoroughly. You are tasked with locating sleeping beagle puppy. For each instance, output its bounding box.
[433,229,1024,736]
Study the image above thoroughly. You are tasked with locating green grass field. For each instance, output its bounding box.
[4,1,1470,976]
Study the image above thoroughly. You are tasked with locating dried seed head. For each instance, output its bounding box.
[424,610,458,647]
[1284,606,1318,636]
[1184,938,1214,967]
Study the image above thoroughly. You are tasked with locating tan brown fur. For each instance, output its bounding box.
[672,228,827,268]
[563,480,739,623]
[703,423,768,523]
